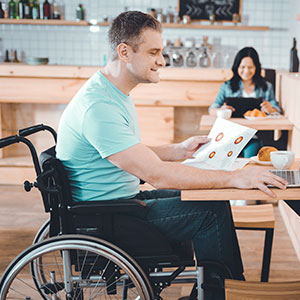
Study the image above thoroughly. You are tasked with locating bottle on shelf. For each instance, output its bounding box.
[8,0,17,19]
[4,49,10,62]
[199,36,211,68]
[289,37,299,73]
[76,3,84,21]
[57,0,64,19]
[31,0,40,19]
[199,48,211,68]
[16,0,25,19]
[13,50,19,63]
[0,37,3,62]
[43,0,51,19]
[0,1,4,18]
[52,0,60,19]
[39,1,43,19]
[24,0,31,19]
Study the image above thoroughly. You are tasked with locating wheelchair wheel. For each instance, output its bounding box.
[33,219,50,244]
[0,235,153,300]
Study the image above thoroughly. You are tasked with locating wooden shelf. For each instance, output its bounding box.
[0,19,92,26]
[161,23,269,31]
[0,19,269,30]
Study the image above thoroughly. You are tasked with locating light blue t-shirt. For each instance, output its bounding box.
[56,71,141,202]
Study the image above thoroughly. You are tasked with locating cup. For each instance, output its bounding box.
[217,108,232,119]
[270,151,295,169]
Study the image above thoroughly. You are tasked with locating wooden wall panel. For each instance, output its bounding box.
[1,104,65,157]
[277,72,300,262]
[279,201,300,262]
[0,78,85,104]
[132,81,222,106]
[174,107,210,142]
[136,107,174,146]
[291,126,300,157]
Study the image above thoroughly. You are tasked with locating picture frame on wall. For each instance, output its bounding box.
[178,0,242,23]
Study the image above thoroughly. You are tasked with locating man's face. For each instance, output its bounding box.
[126,29,166,84]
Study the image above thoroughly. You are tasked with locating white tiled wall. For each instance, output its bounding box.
[0,0,297,70]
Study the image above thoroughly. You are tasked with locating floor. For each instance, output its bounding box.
[1,184,300,298]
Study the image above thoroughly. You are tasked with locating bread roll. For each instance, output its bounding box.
[243,109,267,118]
[258,146,278,161]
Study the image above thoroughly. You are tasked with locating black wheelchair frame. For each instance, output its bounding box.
[0,124,231,300]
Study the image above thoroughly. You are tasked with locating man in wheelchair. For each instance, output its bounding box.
[50,10,287,300]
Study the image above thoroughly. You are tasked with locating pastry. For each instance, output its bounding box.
[258,146,278,161]
[244,109,267,118]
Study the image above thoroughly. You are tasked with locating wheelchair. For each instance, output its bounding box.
[0,124,232,300]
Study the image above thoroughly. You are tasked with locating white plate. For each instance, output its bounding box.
[244,116,268,120]
[250,156,272,165]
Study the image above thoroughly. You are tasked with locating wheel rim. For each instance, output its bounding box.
[1,236,152,300]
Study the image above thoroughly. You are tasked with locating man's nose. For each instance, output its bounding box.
[157,52,166,67]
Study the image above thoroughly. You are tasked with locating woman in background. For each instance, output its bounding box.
[209,47,281,158]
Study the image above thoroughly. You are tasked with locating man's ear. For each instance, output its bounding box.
[117,43,130,62]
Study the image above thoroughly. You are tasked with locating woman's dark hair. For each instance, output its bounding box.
[230,47,267,92]
[108,11,162,60]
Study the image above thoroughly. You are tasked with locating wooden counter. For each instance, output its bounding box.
[0,64,234,184]
[0,64,232,106]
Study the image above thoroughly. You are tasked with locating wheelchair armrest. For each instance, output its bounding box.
[68,199,146,215]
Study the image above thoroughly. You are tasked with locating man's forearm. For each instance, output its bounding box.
[149,161,234,190]
[148,144,183,161]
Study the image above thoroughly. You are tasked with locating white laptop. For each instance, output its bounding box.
[269,166,300,187]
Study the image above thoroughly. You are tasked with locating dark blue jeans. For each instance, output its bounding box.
[132,189,244,280]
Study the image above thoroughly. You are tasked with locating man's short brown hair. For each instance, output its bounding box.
[108,11,162,60]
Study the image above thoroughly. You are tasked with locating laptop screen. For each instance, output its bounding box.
[225,97,263,118]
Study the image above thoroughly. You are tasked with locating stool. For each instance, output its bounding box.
[225,279,300,300]
[231,204,275,282]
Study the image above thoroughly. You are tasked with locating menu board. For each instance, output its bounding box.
[178,0,241,22]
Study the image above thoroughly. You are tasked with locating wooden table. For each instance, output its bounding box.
[181,159,300,201]
[199,115,294,146]
[199,115,294,132]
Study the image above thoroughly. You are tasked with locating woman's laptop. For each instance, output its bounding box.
[270,166,300,187]
[225,97,263,118]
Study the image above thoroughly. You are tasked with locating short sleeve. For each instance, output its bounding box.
[209,82,228,111]
[82,102,140,158]
[265,82,282,113]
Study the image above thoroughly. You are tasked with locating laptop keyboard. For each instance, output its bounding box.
[271,170,296,185]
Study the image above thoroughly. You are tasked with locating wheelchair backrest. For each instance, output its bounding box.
[38,145,74,236]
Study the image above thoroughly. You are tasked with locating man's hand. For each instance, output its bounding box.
[178,136,211,159]
[230,166,288,197]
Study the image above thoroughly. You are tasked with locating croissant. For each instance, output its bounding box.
[244,109,267,118]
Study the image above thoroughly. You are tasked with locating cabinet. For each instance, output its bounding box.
[0,64,232,184]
